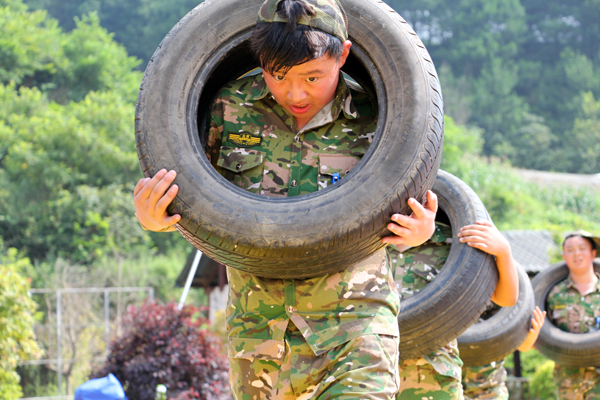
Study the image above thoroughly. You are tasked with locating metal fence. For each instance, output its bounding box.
[19,287,154,399]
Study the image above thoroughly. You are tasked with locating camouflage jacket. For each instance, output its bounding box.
[547,272,600,334]
[206,72,376,197]
[207,73,400,359]
[388,222,464,380]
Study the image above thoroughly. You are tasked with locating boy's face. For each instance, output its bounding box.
[562,235,597,275]
[263,40,352,129]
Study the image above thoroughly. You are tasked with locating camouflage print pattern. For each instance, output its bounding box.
[209,74,400,398]
[257,0,348,42]
[226,249,399,360]
[547,273,600,399]
[546,272,600,334]
[206,73,376,198]
[397,357,464,400]
[555,365,600,400]
[229,327,399,399]
[389,222,465,399]
[462,360,509,400]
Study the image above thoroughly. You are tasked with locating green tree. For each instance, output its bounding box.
[0,247,42,400]
[24,0,204,65]
[566,91,600,173]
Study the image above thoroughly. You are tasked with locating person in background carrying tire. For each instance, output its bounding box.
[389,220,519,400]
[547,231,600,400]
[461,306,546,400]
[133,0,438,398]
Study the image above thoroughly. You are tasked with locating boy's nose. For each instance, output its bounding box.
[288,84,308,103]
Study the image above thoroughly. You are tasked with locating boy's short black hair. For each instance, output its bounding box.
[250,0,344,75]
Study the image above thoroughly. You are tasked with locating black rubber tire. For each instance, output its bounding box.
[457,262,535,367]
[532,259,600,367]
[398,170,499,360]
[135,0,444,279]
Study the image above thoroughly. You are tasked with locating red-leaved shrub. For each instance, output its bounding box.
[92,301,229,400]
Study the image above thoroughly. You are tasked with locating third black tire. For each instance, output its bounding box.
[457,262,535,367]
[532,259,600,367]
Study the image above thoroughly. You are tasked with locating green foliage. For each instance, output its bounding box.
[24,0,204,65]
[0,4,62,85]
[566,92,600,174]
[442,118,600,238]
[440,115,483,169]
[0,1,140,103]
[529,359,556,399]
[506,350,557,399]
[0,83,148,261]
[0,247,42,400]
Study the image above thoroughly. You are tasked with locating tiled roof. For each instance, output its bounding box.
[502,230,558,273]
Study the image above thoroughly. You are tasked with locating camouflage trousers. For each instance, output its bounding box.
[462,363,508,400]
[396,358,464,400]
[555,365,600,400]
[229,327,400,399]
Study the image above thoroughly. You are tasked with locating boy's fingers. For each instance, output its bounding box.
[149,170,177,203]
[407,197,427,219]
[386,223,411,238]
[476,220,494,227]
[390,214,414,229]
[466,241,489,250]
[165,214,182,226]
[424,190,438,213]
[382,235,408,245]
[134,177,151,197]
[138,169,168,199]
[459,234,486,243]
[155,185,179,213]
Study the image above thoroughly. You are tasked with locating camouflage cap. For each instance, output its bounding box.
[564,230,600,250]
[257,0,348,42]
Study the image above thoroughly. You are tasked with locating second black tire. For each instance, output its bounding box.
[398,170,499,360]
[135,0,444,279]
[458,262,535,367]
[532,259,600,367]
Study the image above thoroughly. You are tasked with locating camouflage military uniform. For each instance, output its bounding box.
[462,360,509,400]
[207,73,400,399]
[547,272,600,400]
[388,223,465,400]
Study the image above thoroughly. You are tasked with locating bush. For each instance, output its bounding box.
[0,247,42,400]
[92,301,229,400]
[529,359,556,400]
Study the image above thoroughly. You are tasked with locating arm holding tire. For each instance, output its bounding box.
[458,220,519,307]
[133,169,181,232]
[382,190,437,247]
[517,306,546,352]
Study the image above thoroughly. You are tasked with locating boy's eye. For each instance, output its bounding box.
[273,74,285,81]
[306,77,318,83]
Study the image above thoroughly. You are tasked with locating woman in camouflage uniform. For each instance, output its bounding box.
[389,220,519,400]
[547,231,600,400]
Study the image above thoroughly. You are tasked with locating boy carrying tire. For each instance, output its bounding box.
[134,0,437,398]
[388,220,520,400]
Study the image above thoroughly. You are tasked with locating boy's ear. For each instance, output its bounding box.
[338,40,352,67]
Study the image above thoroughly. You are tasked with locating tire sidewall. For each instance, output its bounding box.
[457,262,535,367]
[135,0,443,278]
